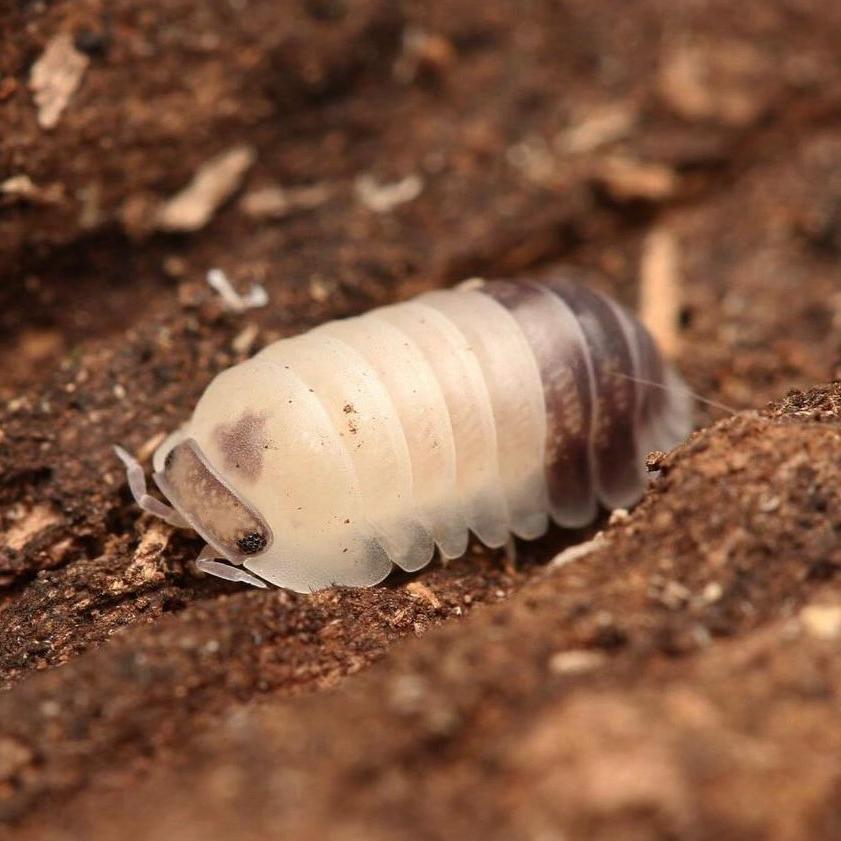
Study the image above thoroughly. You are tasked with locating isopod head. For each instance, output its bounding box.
[153,437,273,564]
[150,361,398,592]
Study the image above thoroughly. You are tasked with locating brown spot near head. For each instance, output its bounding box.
[213,411,270,482]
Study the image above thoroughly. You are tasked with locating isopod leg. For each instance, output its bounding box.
[503,534,517,573]
[196,553,268,589]
[113,445,190,528]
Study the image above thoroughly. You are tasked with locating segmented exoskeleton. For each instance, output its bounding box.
[117,275,692,591]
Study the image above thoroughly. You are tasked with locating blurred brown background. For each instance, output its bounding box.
[2,1,841,838]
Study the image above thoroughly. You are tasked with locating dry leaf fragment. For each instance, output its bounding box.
[595,156,678,202]
[29,33,89,129]
[240,182,332,219]
[640,228,683,360]
[156,146,256,232]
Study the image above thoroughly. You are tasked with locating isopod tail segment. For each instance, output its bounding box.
[113,444,271,589]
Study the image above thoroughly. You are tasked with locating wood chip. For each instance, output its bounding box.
[640,228,683,360]
[4,504,62,552]
[137,431,168,463]
[595,156,678,202]
[548,649,607,675]
[240,182,332,219]
[156,146,256,232]
[206,268,268,312]
[550,533,607,570]
[555,104,635,155]
[111,520,173,591]
[1,174,65,206]
[406,581,442,609]
[29,33,90,129]
[232,323,260,355]
[658,42,770,127]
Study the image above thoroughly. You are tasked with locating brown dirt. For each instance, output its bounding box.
[1,0,841,838]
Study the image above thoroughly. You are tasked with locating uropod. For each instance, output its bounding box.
[116,275,692,592]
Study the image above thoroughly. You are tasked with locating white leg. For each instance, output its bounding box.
[196,555,268,589]
[113,445,189,528]
[503,534,517,573]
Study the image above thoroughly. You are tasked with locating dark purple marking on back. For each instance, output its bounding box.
[480,279,597,527]
[213,411,270,483]
[540,277,646,509]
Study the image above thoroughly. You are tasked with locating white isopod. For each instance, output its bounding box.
[116,275,692,592]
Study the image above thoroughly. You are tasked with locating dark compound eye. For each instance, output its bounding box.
[237,531,267,554]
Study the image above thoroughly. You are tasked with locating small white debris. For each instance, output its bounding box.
[240,182,331,219]
[548,649,607,675]
[660,580,691,609]
[40,700,61,718]
[506,136,556,185]
[1,175,37,199]
[308,275,334,303]
[555,104,635,155]
[207,269,268,313]
[658,42,769,127]
[355,173,423,213]
[608,507,630,526]
[239,187,289,218]
[550,532,607,569]
[124,520,172,584]
[799,604,841,641]
[700,581,723,605]
[758,494,781,513]
[156,146,256,232]
[29,33,90,129]
[232,323,260,355]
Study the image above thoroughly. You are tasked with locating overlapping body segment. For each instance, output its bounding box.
[148,275,692,591]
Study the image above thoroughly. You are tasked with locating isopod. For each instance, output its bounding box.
[116,274,692,592]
